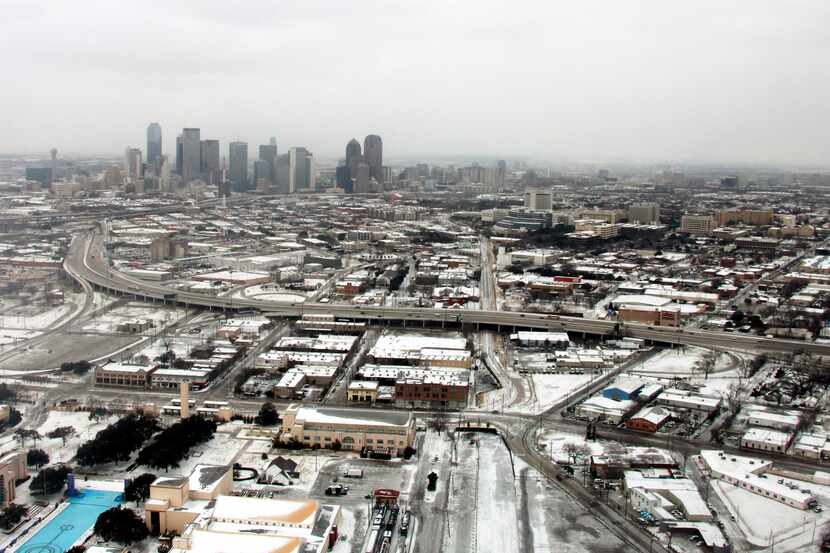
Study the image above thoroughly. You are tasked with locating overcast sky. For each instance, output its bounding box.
[1,0,828,166]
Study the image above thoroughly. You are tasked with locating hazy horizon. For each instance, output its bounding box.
[2,1,829,166]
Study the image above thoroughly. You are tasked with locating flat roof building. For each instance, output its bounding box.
[280,404,415,456]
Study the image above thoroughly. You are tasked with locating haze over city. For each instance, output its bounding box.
[5,3,830,553]
[2,0,829,165]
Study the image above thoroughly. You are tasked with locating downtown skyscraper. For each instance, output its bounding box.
[146,123,162,167]
[228,141,248,192]
[288,147,314,193]
[200,139,221,185]
[364,134,383,186]
[180,128,201,184]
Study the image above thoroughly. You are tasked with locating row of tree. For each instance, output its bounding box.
[136,415,216,470]
[76,414,160,466]
[60,360,92,375]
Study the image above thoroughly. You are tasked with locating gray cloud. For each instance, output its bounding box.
[1,0,829,166]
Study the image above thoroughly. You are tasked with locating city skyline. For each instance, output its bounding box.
[2,1,829,165]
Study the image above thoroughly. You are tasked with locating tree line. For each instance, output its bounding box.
[76,414,160,466]
[136,415,216,470]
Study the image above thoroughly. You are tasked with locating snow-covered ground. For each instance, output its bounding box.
[628,346,709,375]
[713,480,824,551]
[0,301,76,331]
[34,410,121,465]
[81,303,186,333]
[521,373,596,415]
[535,428,608,464]
[476,435,519,551]
[173,428,250,476]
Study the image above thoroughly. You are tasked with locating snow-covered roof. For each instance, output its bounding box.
[180,528,303,553]
[288,404,412,429]
[630,406,673,426]
[211,495,319,527]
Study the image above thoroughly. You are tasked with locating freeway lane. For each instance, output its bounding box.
[67,230,830,355]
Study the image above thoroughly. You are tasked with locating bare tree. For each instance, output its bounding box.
[562,441,591,465]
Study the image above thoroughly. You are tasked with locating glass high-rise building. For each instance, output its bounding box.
[181,128,201,184]
[146,123,162,167]
[363,134,383,186]
[228,141,248,192]
[289,147,313,193]
[259,143,277,190]
[201,139,221,185]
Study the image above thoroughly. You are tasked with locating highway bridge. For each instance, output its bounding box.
[65,231,830,356]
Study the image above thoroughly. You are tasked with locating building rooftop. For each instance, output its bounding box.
[288,404,412,428]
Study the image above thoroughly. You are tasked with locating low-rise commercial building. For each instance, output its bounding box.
[348,381,380,403]
[626,406,673,433]
[746,410,801,432]
[700,450,815,510]
[576,396,637,424]
[95,361,159,388]
[145,464,341,553]
[656,389,721,414]
[280,404,415,455]
[740,427,793,453]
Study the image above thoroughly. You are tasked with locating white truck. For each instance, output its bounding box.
[343,468,364,478]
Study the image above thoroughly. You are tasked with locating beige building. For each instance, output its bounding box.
[0,450,27,508]
[681,214,716,235]
[146,464,341,553]
[145,464,233,535]
[348,381,380,403]
[169,495,340,553]
[280,404,415,455]
[715,208,774,227]
[578,208,625,224]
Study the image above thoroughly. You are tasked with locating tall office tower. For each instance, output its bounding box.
[258,143,277,190]
[253,160,271,192]
[146,123,162,167]
[180,128,201,183]
[524,189,552,211]
[275,153,290,194]
[159,155,171,193]
[352,158,371,194]
[200,139,221,185]
[345,139,361,168]
[124,147,143,180]
[363,134,383,185]
[175,135,183,175]
[228,141,248,192]
[335,164,352,192]
[289,147,313,193]
[382,166,392,185]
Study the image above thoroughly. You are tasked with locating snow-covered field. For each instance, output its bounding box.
[629,346,708,375]
[535,428,608,464]
[81,303,186,333]
[173,428,250,476]
[34,410,121,464]
[526,373,595,414]
[0,301,76,331]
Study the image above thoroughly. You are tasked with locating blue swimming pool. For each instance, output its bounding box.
[15,489,123,553]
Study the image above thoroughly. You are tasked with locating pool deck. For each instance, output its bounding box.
[8,486,124,553]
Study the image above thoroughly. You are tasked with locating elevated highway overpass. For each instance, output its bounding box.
[65,231,830,356]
